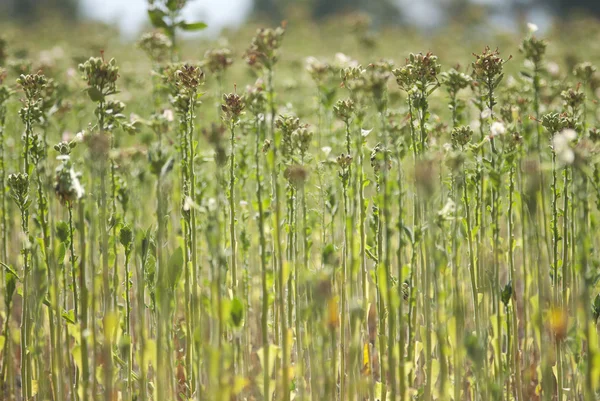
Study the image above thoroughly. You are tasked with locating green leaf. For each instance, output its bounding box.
[85,87,104,102]
[4,267,17,306]
[148,7,169,29]
[166,0,181,12]
[1,262,20,281]
[230,297,244,328]
[62,309,76,324]
[56,243,66,265]
[178,21,208,32]
[56,221,69,243]
[167,246,184,290]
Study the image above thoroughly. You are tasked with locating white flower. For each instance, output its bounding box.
[527,23,539,33]
[438,198,456,220]
[481,108,492,119]
[162,109,174,122]
[69,167,85,200]
[75,131,86,143]
[553,129,577,165]
[547,62,560,77]
[490,122,506,138]
[334,52,359,68]
[321,146,332,157]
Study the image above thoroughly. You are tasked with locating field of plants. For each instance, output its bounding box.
[1,2,600,401]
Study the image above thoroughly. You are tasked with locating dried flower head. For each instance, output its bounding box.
[520,36,546,65]
[541,112,568,134]
[451,125,473,148]
[54,155,85,204]
[245,78,267,115]
[341,66,367,93]
[574,62,596,83]
[17,73,48,101]
[561,87,586,112]
[366,60,394,111]
[8,173,30,211]
[137,31,173,64]
[306,56,334,84]
[284,164,309,186]
[204,48,234,75]
[54,140,77,156]
[472,47,509,85]
[222,91,245,122]
[244,25,286,70]
[393,52,441,92]
[174,63,204,93]
[441,68,472,97]
[334,98,355,123]
[294,126,313,158]
[79,56,119,100]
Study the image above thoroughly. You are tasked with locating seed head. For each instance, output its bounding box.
[441,68,472,97]
[294,126,313,157]
[561,87,585,112]
[573,61,596,82]
[245,78,267,115]
[341,66,367,92]
[17,73,48,101]
[137,31,172,64]
[520,36,546,65]
[222,91,245,122]
[306,56,333,84]
[336,153,353,170]
[78,56,119,98]
[334,98,355,123]
[204,48,234,75]
[8,173,30,211]
[451,125,473,148]
[471,47,509,87]
[284,164,309,186]
[54,155,85,205]
[174,63,204,93]
[393,52,441,92]
[244,25,286,70]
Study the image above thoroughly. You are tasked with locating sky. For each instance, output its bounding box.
[79,0,551,39]
[80,0,253,38]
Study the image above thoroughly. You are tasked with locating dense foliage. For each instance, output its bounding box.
[1,7,600,401]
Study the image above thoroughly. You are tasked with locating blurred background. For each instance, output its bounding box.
[0,0,598,40]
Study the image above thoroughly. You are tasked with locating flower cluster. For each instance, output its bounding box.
[441,68,472,97]
[451,125,473,148]
[520,36,546,65]
[472,47,507,85]
[204,48,234,75]
[334,98,355,123]
[54,155,85,204]
[245,79,267,115]
[8,173,30,211]
[78,56,119,100]
[244,25,286,70]
[222,92,245,123]
[137,31,173,64]
[393,52,441,92]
